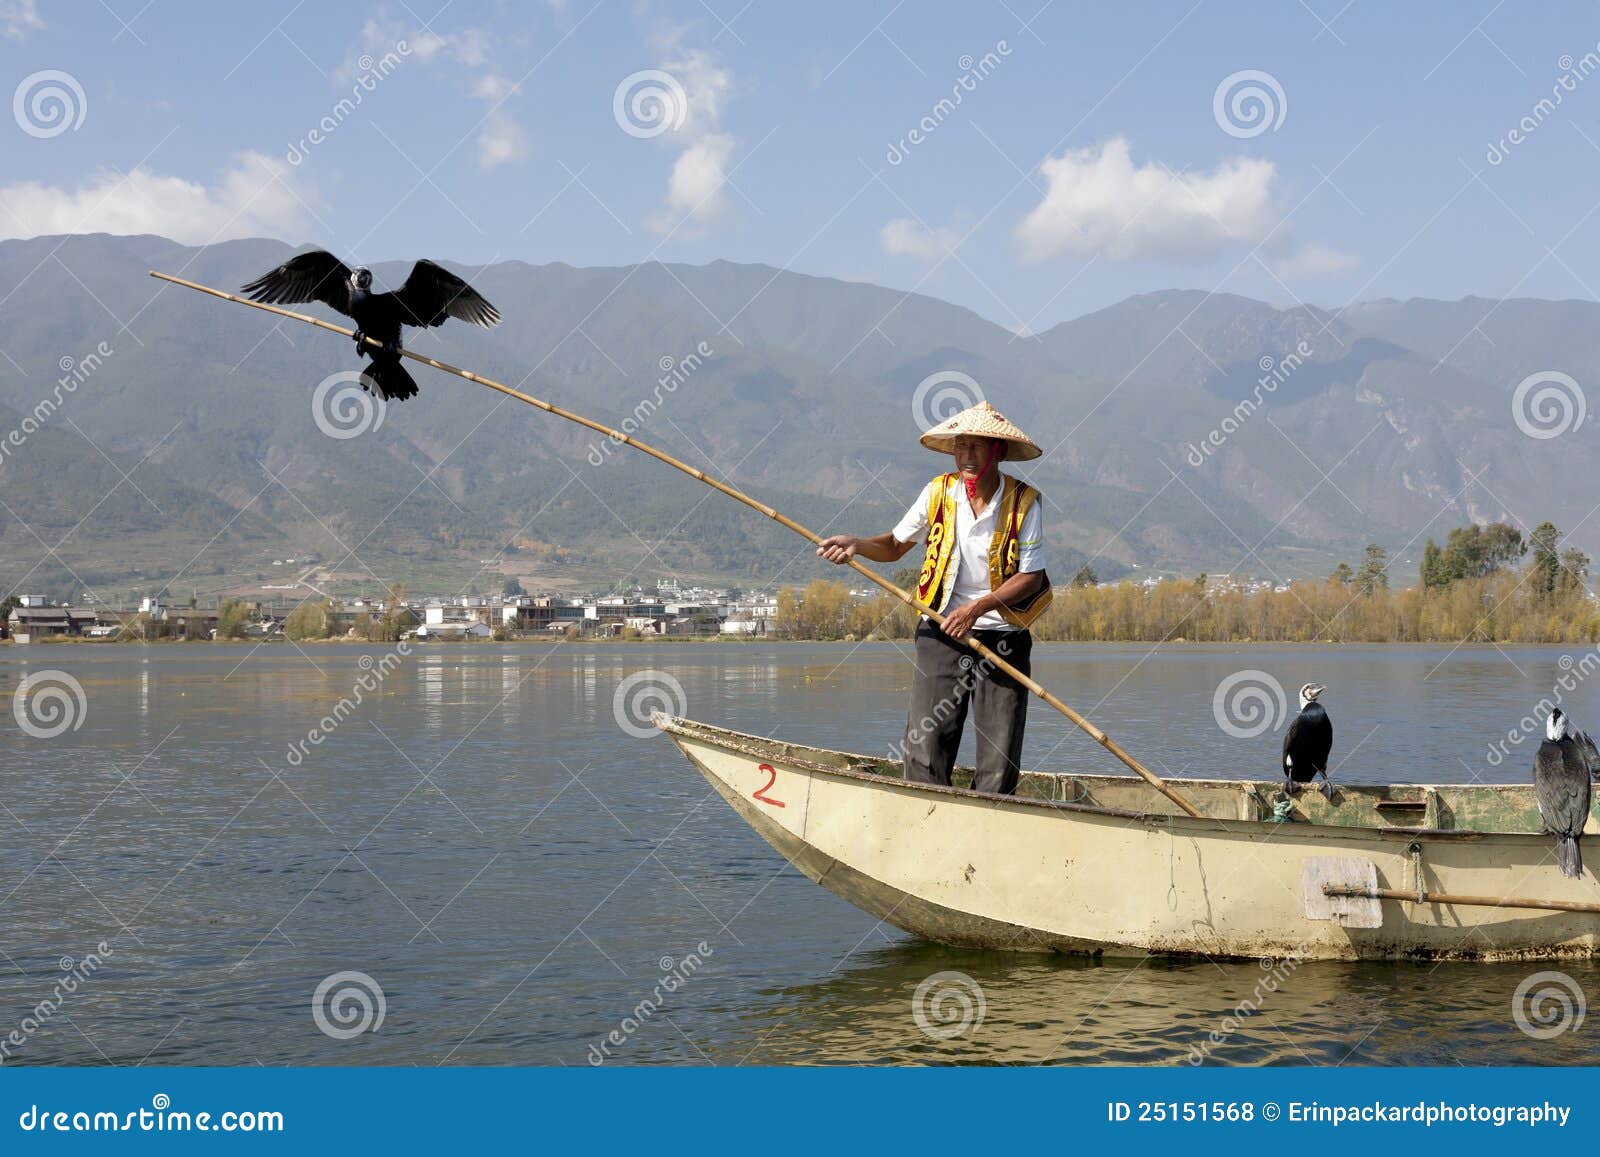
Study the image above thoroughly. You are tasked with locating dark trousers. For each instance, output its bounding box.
[902,619,1032,795]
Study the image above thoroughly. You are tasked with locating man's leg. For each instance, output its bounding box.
[902,619,974,786]
[969,629,1031,795]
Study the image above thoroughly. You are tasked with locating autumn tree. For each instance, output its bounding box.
[216,598,251,639]
[286,599,334,641]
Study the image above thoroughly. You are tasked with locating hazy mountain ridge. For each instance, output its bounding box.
[0,233,1592,600]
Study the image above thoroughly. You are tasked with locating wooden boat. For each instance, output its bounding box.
[658,714,1600,962]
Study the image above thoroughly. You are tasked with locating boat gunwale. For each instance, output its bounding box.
[658,715,1516,842]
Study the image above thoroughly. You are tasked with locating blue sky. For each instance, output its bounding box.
[5,0,1600,331]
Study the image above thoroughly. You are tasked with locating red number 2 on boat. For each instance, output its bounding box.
[753,763,786,808]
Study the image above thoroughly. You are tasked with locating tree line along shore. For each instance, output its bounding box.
[772,520,1600,645]
[6,522,1595,647]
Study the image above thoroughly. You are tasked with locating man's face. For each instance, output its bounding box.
[952,435,999,477]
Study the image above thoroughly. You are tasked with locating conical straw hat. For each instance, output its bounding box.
[918,400,1041,461]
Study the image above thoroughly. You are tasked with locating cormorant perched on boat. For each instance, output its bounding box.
[1281,682,1334,799]
[241,250,500,401]
[1534,707,1592,878]
[1578,729,1600,781]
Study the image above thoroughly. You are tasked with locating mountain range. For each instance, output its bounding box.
[0,232,1593,603]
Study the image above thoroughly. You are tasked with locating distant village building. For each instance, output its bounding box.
[6,601,100,643]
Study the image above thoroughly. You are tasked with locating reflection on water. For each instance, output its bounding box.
[0,642,1597,1066]
[714,944,1600,1066]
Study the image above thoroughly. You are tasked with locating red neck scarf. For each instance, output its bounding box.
[964,440,1002,501]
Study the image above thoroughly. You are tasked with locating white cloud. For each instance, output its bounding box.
[1015,137,1279,264]
[880,217,960,261]
[477,110,527,169]
[474,74,516,101]
[340,15,522,170]
[0,152,315,244]
[671,49,730,135]
[1270,242,1359,279]
[647,44,736,234]
[650,133,734,231]
[1,0,43,41]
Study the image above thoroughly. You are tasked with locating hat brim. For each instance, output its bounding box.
[919,431,1042,461]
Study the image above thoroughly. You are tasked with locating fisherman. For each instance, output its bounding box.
[817,401,1050,794]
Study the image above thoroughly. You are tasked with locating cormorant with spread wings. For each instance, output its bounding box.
[241,250,500,401]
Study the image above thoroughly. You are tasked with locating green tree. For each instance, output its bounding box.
[1440,522,1525,581]
[1529,521,1562,598]
[1330,561,1354,586]
[1355,544,1389,596]
[1560,547,1591,594]
[1420,540,1446,588]
[1072,563,1099,587]
[502,576,525,597]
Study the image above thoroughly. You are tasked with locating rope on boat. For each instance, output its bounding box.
[1165,815,1178,911]
[149,269,1207,819]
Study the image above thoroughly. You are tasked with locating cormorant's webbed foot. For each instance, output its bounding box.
[1282,777,1300,797]
[1317,778,1337,802]
[353,330,368,357]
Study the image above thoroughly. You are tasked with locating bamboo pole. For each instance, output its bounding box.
[1324,884,1600,915]
[149,269,1205,819]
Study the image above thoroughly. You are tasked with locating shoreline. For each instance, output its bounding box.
[3,635,1594,650]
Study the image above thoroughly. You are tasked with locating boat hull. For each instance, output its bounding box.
[663,718,1600,961]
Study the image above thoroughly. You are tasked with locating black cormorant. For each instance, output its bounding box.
[241,250,500,400]
[1533,707,1592,878]
[1281,682,1334,799]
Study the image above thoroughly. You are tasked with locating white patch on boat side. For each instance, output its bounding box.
[1300,856,1382,928]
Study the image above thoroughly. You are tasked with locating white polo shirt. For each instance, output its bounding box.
[892,475,1045,631]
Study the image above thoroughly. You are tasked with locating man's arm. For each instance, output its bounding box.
[816,532,918,565]
[939,568,1046,638]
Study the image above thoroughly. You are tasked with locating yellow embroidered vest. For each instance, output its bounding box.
[914,472,1052,629]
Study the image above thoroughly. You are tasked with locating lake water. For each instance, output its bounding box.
[3,641,1599,1067]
